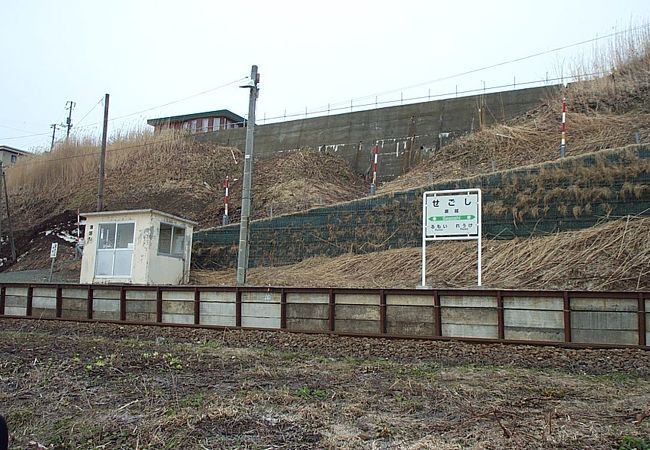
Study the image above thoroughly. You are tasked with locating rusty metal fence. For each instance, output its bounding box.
[0,283,648,349]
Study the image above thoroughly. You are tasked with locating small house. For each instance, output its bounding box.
[147,109,245,134]
[79,209,197,285]
[0,145,30,166]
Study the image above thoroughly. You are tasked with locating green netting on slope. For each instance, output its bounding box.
[193,145,650,269]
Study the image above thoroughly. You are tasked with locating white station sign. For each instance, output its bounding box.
[425,191,479,239]
[422,188,482,286]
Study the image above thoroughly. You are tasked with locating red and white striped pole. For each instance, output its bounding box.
[559,97,567,157]
[370,145,379,195]
[223,176,230,225]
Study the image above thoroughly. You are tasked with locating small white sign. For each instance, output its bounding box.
[50,242,58,258]
[422,189,482,287]
[425,191,479,239]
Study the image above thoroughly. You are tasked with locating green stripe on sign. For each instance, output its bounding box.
[428,214,476,222]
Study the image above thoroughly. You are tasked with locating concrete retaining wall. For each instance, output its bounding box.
[1,284,647,348]
[194,85,555,182]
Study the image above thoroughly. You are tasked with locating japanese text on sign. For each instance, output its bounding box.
[425,192,479,238]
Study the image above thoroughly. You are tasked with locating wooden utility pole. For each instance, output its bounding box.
[1,164,16,262]
[236,65,259,286]
[65,101,75,140]
[97,94,110,211]
[0,163,3,259]
[50,124,58,151]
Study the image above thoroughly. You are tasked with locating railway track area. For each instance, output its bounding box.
[1,318,649,449]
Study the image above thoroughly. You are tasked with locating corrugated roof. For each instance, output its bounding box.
[146,109,245,126]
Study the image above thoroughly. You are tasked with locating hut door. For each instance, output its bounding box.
[96,222,135,277]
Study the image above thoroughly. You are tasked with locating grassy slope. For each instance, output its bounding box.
[7,135,368,231]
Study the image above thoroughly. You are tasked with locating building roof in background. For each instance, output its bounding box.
[146,109,245,126]
[0,145,31,156]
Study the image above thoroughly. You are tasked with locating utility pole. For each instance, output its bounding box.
[236,65,259,286]
[1,164,16,262]
[65,100,76,140]
[50,124,59,151]
[0,164,3,261]
[97,94,110,211]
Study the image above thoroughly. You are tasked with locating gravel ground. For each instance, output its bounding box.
[1,318,649,449]
[10,318,646,377]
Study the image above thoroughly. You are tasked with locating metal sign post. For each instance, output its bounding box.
[422,188,482,287]
[48,242,58,282]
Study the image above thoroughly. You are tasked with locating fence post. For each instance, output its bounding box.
[0,286,5,315]
[236,288,242,327]
[638,292,646,347]
[328,288,335,332]
[120,287,126,322]
[26,285,33,317]
[156,287,163,323]
[379,289,387,335]
[433,290,442,337]
[496,291,504,340]
[55,285,62,318]
[563,291,571,343]
[194,288,200,325]
[87,287,94,320]
[280,288,287,329]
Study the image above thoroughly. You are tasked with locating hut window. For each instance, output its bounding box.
[96,222,135,277]
[158,223,185,257]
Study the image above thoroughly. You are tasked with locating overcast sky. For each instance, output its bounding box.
[1,0,648,151]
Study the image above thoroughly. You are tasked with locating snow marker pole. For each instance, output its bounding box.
[560,97,567,158]
[223,176,230,226]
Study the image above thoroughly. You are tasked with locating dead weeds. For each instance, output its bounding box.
[1,319,650,449]
[192,215,650,291]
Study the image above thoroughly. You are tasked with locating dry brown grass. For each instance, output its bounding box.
[382,110,650,193]
[193,215,650,291]
[7,133,234,229]
[569,24,650,113]
[8,129,178,194]
[4,131,368,231]
[382,25,650,193]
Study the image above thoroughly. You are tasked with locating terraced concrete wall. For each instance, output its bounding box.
[194,85,555,181]
[1,284,648,348]
[193,145,650,269]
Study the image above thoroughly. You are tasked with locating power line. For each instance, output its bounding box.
[308,23,650,114]
[75,96,105,127]
[0,124,39,134]
[106,77,248,123]
[0,76,248,143]
[260,71,607,123]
